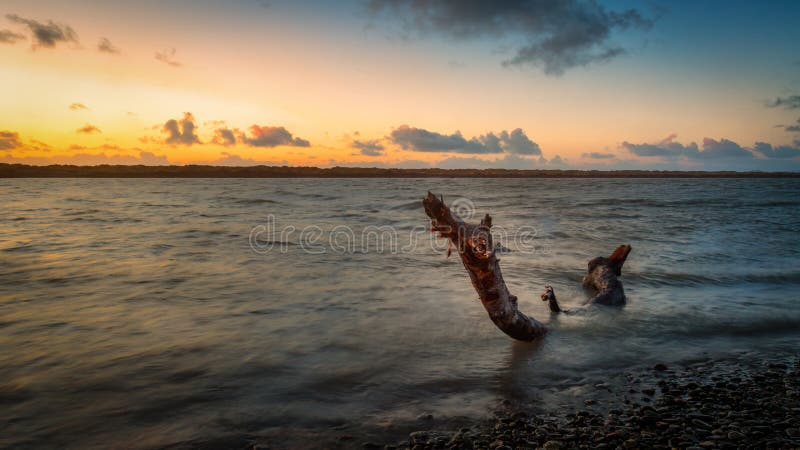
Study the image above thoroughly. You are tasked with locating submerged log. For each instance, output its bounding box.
[423,192,632,340]
[422,192,548,341]
[542,244,632,312]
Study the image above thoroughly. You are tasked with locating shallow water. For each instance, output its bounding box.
[1,178,799,448]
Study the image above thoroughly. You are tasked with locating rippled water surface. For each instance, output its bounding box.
[1,178,799,448]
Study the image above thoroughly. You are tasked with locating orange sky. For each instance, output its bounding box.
[1,1,799,170]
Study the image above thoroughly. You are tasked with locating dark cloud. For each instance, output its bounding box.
[499,128,541,155]
[782,118,800,133]
[623,135,755,160]
[622,134,699,159]
[352,139,385,156]
[621,134,800,165]
[69,102,88,111]
[0,29,25,44]
[368,0,652,75]
[243,125,310,148]
[97,37,120,54]
[162,113,200,145]
[155,48,182,67]
[753,142,800,159]
[391,125,502,153]
[767,95,800,110]
[698,138,753,159]
[0,130,22,150]
[5,14,78,48]
[212,128,238,146]
[76,124,101,134]
[389,125,540,155]
[582,152,615,159]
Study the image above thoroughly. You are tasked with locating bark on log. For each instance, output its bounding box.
[422,192,548,341]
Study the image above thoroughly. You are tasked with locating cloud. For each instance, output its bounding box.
[0,131,22,150]
[1,151,170,166]
[390,125,501,153]
[620,134,800,169]
[499,128,541,154]
[212,128,239,146]
[622,134,700,159]
[767,95,800,110]
[389,125,540,155]
[97,37,120,54]
[753,142,800,159]
[781,118,800,133]
[352,139,385,156]
[623,135,756,161]
[368,0,652,75]
[698,138,753,159]
[162,112,200,145]
[199,152,289,167]
[0,29,25,44]
[69,102,88,111]
[436,154,538,169]
[243,125,310,147]
[76,124,101,134]
[582,152,616,159]
[155,48,182,67]
[5,14,78,49]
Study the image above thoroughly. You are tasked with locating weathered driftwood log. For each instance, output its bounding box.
[541,244,631,313]
[423,192,632,341]
[422,192,548,341]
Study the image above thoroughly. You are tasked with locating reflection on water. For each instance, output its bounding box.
[1,178,799,448]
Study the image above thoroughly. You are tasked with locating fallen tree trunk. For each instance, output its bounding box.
[422,192,548,341]
[423,192,632,341]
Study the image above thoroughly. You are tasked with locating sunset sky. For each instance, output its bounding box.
[2,0,800,170]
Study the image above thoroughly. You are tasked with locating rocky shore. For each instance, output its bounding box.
[386,357,800,450]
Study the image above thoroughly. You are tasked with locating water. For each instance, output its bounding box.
[1,178,799,448]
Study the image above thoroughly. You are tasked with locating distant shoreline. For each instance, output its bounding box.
[1,163,799,178]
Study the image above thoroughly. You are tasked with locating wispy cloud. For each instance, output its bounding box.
[97,37,120,54]
[352,139,385,156]
[76,124,101,134]
[69,102,89,111]
[155,48,182,67]
[0,29,25,44]
[767,95,800,110]
[0,130,22,150]
[582,152,616,159]
[5,14,78,49]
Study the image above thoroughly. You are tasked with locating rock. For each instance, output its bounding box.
[416,413,434,421]
[543,441,562,450]
[727,430,745,440]
[409,431,429,445]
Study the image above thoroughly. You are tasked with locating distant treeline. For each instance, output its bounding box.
[1,163,799,178]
